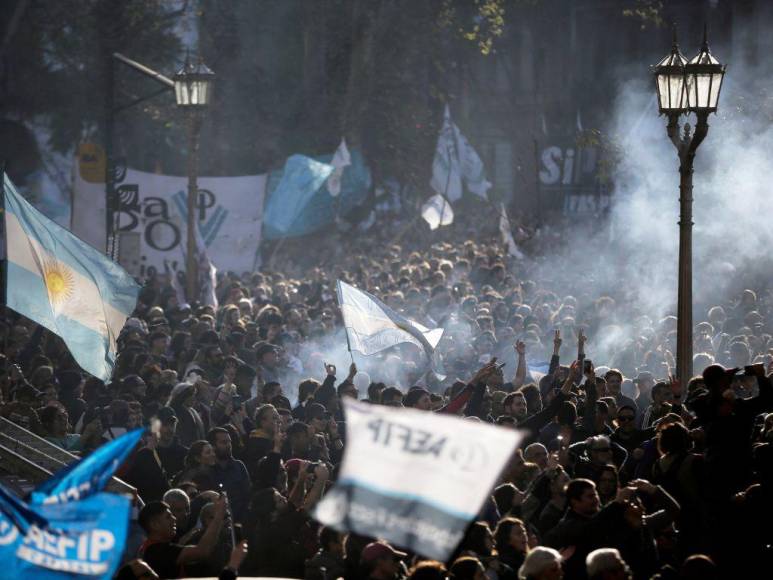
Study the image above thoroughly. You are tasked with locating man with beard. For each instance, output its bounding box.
[208,427,251,522]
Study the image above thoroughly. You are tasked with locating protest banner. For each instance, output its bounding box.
[315,399,522,561]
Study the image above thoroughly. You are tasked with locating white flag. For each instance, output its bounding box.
[498,203,524,259]
[337,280,443,357]
[421,194,454,230]
[327,138,351,197]
[195,224,218,308]
[430,106,463,202]
[315,399,522,560]
[430,105,491,201]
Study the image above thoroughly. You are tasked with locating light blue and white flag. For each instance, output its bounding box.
[430,105,491,202]
[3,174,139,380]
[263,155,335,234]
[0,483,130,579]
[31,428,145,506]
[337,280,444,358]
[315,399,522,560]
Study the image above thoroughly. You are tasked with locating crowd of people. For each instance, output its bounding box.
[0,208,771,580]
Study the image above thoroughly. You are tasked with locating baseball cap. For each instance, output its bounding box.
[361,541,407,563]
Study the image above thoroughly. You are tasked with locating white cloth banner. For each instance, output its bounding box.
[337,280,443,357]
[72,164,266,276]
[315,399,522,560]
[498,203,524,259]
[421,194,454,230]
[326,138,351,197]
[430,105,491,202]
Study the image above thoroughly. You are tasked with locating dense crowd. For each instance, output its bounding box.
[0,209,771,580]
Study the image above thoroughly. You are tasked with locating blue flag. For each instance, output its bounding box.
[262,155,334,235]
[0,484,130,579]
[31,428,145,505]
[3,173,139,380]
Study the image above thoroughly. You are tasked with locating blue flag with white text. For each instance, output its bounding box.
[31,428,144,505]
[0,484,130,579]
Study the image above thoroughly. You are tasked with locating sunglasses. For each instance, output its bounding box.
[618,415,635,422]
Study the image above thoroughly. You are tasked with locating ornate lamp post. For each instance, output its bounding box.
[173,55,215,303]
[653,27,725,383]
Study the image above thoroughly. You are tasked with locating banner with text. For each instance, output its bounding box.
[315,399,521,561]
[72,154,266,276]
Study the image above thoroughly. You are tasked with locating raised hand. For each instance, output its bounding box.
[324,362,336,376]
[472,358,499,384]
[515,340,526,356]
[553,329,562,355]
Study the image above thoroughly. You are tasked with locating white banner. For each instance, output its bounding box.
[72,161,266,276]
[315,399,522,560]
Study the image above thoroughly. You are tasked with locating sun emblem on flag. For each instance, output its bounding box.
[43,260,75,308]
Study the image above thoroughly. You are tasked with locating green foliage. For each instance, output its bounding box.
[622,0,665,30]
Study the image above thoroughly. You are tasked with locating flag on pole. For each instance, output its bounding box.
[0,483,130,579]
[421,194,454,230]
[430,106,463,202]
[3,173,138,380]
[336,280,443,359]
[326,138,351,198]
[498,203,524,259]
[195,222,218,309]
[430,105,491,202]
[263,155,335,235]
[315,399,522,560]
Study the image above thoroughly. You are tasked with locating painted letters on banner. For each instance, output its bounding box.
[315,399,521,560]
[72,154,266,276]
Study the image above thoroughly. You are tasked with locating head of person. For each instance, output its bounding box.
[318,526,345,557]
[596,464,619,501]
[184,440,216,470]
[615,405,636,433]
[680,554,718,580]
[360,541,406,579]
[407,560,447,580]
[586,435,614,466]
[547,466,571,500]
[207,427,233,461]
[305,402,328,433]
[161,489,190,529]
[461,521,494,557]
[297,378,320,404]
[40,406,69,438]
[651,382,671,406]
[586,548,632,580]
[381,386,404,407]
[657,421,691,456]
[524,443,549,470]
[449,556,486,580]
[138,501,177,542]
[255,342,279,368]
[285,421,310,453]
[567,478,600,517]
[494,516,528,554]
[157,409,178,445]
[504,392,528,421]
[518,546,563,580]
[255,403,280,435]
[403,388,431,411]
[604,370,623,397]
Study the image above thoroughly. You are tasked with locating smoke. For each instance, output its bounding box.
[526,37,773,370]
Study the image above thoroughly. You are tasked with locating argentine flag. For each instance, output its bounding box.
[3,174,138,380]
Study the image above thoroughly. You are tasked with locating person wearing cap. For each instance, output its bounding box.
[156,408,188,477]
[359,541,407,579]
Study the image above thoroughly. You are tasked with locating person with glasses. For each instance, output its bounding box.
[611,405,654,481]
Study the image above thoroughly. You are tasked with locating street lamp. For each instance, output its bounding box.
[173,55,215,303]
[653,26,726,384]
